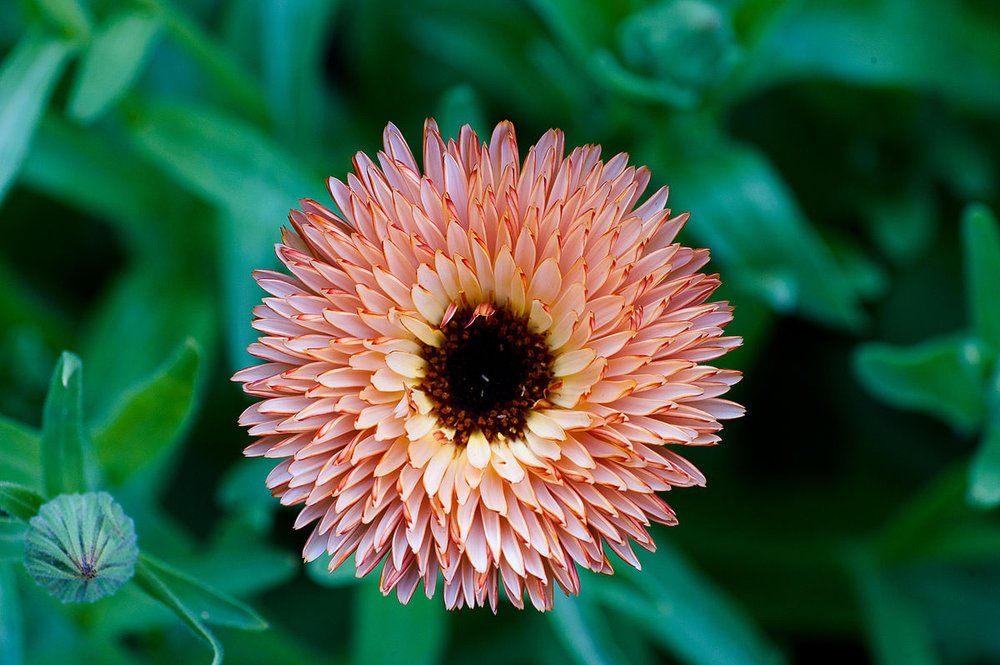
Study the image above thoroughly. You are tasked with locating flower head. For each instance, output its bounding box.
[234,120,742,611]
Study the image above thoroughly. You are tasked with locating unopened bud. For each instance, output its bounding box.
[24,492,138,603]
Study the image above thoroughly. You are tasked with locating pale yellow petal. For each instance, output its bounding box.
[525,411,565,440]
[466,430,492,469]
[384,351,426,378]
[400,315,445,347]
[404,413,438,440]
[553,348,597,377]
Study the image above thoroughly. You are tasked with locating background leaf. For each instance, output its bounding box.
[40,352,91,496]
[258,0,341,149]
[854,337,989,432]
[351,588,447,665]
[67,9,162,123]
[0,565,24,665]
[0,417,40,489]
[146,0,268,123]
[133,557,225,665]
[964,205,1000,351]
[92,339,201,487]
[968,413,1000,507]
[847,549,938,665]
[79,266,214,421]
[435,84,486,142]
[651,138,866,329]
[876,465,1000,564]
[126,102,320,368]
[216,458,277,533]
[550,591,633,665]
[0,30,74,203]
[305,554,366,588]
[736,0,1000,110]
[137,554,268,631]
[20,116,193,256]
[0,519,26,563]
[601,546,783,665]
[32,0,91,39]
[0,482,46,522]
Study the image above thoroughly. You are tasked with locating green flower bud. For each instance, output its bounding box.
[618,0,739,93]
[24,492,138,603]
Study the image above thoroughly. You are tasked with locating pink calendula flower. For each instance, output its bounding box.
[234,120,743,611]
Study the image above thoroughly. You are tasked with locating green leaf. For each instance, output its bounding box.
[525,0,620,62]
[896,562,1000,661]
[184,542,298,598]
[68,9,163,123]
[826,230,888,302]
[0,565,24,665]
[144,0,268,123]
[0,482,46,522]
[550,590,632,665]
[127,102,320,368]
[0,30,75,203]
[217,458,277,533]
[33,0,92,38]
[435,85,487,143]
[407,6,574,120]
[603,546,784,665]
[221,624,330,665]
[969,413,1000,508]
[588,49,699,108]
[40,352,92,496]
[874,462,1000,564]
[137,554,268,631]
[736,0,1000,110]
[0,416,41,489]
[927,120,997,202]
[846,549,938,665]
[0,519,26,563]
[877,464,967,562]
[127,101,317,225]
[259,0,340,147]
[0,258,68,351]
[351,588,447,665]
[866,188,936,264]
[80,266,215,423]
[657,138,865,329]
[219,208,282,370]
[183,514,298,596]
[305,554,366,588]
[854,336,989,431]
[21,116,192,257]
[963,205,1000,351]
[92,339,201,486]
[133,558,224,665]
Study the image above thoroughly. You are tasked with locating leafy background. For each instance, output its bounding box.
[1,0,999,663]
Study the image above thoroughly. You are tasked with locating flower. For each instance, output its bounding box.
[24,492,139,603]
[234,119,742,611]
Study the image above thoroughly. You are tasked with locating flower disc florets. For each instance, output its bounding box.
[234,119,743,611]
[419,304,552,445]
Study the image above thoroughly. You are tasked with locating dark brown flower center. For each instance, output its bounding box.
[419,305,553,445]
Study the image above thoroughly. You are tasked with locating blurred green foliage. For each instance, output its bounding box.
[1,0,999,663]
